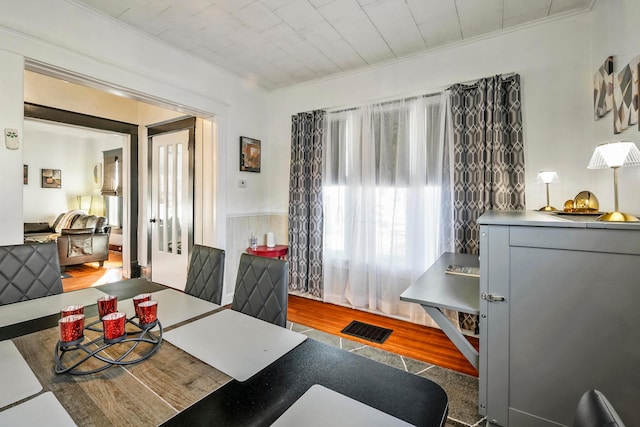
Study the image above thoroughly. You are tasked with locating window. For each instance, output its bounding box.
[102,148,122,227]
[323,93,453,314]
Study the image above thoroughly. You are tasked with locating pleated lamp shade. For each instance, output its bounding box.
[587,141,640,222]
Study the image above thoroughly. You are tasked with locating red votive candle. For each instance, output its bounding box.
[102,312,126,341]
[97,295,117,318]
[132,293,152,318]
[59,314,85,343]
[61,305,84,318]
[137,300,158,325]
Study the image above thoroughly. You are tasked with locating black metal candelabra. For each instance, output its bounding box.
[54,316,162,375]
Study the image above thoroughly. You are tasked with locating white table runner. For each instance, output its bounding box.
[164,309,307,381]
[0,392,76,426]
[118,289,220,328]
[271,385,415,427]
[0,288,107,328]
[0,340,42,408]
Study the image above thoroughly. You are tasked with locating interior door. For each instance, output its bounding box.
[149,120,194,289]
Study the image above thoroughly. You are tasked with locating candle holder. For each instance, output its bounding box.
[137,300,158,326]
[133,293,152,318]
[97,295,118,318]
[54,315,162,375]
[59,314,85,347]
[102,312,127,344]
[61,305,84,317]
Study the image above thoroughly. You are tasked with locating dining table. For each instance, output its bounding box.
[0,278,449,426]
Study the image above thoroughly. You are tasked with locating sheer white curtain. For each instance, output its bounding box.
[323,92,454,326]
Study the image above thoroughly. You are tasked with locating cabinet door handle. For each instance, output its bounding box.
[481,292,506,302]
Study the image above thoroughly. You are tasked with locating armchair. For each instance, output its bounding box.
[56,214,111,271]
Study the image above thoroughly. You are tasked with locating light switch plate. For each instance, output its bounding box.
[5,128,19,150]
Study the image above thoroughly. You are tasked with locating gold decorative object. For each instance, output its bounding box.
[536,171,560,211]
[573,191,599,212]
[587,141,640,222]
[563,200,575,211]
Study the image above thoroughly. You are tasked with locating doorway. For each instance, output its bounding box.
[23,67,223,289]
[148,117,196,289]
[24,102,139,278]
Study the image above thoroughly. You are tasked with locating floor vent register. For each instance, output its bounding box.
[340,321,393,344]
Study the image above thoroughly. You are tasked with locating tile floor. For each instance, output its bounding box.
[288,322,486,427]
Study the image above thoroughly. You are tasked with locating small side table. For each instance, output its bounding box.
[400,253,479,370]
[246,245,288,260]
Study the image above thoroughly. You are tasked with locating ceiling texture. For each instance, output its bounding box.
[73,0,594,90]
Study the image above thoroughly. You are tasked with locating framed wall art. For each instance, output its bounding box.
[613,55,640,133]
[240,136,261,173]
[593,56,613,120]
[41,168,62,188]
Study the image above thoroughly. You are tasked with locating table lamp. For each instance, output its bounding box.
[536,171,560,211]
[587,141,640,222]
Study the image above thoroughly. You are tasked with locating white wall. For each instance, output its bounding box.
[0,0,270,251]
[268,5,640,216]
[590,0,640,213]
[22,120,122,223]
[0,50,24,245]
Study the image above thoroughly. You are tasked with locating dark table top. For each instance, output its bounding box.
[163,337,449,427]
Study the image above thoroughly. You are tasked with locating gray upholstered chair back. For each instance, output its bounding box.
[0,242,64,305]
[184,244,225,305]
[231,253,289,327]
[573,389,626,427]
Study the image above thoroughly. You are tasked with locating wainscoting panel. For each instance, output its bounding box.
[224,214,288,304]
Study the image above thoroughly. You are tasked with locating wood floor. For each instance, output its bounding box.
[288,295,478,376]
[62,254,479,377]
[61,251,124,292]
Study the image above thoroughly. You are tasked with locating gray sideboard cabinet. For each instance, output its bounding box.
[477,210,640,426]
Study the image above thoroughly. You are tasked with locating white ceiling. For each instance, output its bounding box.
[73,0,594,90]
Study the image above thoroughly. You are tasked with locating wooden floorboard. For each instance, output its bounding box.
[63,255,479,377]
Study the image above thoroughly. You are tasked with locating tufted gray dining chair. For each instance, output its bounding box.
[231,253,289,327]
[573,389,626,427]
[0,242,64,305]
[184,244,225,305]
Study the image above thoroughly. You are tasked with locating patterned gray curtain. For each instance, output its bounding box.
[288,111,325,297]
[450,74,525,255]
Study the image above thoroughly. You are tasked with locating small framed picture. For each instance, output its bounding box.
[42,168,62,188]
[23,165,28,185]
[240,136,261,173]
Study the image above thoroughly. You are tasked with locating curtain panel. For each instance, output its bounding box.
[323,94,455,325]
[288,111,325,298]
[450,74,525,255]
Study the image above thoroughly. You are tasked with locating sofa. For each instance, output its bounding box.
[24,211,111,271]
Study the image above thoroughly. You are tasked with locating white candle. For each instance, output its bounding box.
[266,232,275,247]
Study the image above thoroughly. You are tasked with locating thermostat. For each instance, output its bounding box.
[5,128,19,150]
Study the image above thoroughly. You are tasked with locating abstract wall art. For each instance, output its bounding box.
[613,55,639,133]
[240,136,261,173]
[593,56,613,120]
